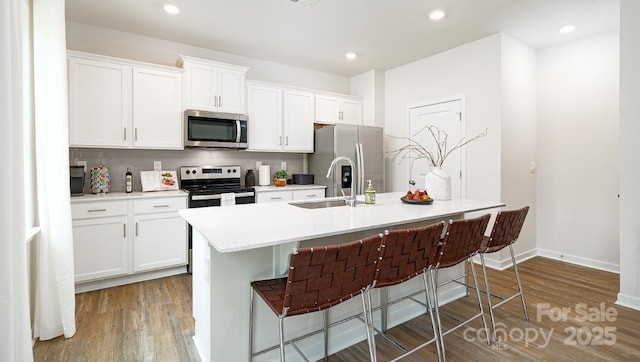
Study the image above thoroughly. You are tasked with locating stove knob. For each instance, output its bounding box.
[227,169,231,173]
[192,169,197,174]
[185,170,190,174]
[232,169,237,173]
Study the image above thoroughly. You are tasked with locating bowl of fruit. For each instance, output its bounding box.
[401,189,434,205]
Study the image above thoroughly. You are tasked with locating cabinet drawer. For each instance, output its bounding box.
[133,197,186,214]
[71,200,128,220]
[256,191,293,203]
[292,189,325,200]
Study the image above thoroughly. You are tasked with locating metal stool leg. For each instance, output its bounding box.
[509,245,529,321]
[423,271,443,362]
[469,258,490,345]
[278,317,285,361]
[479,253,498,341]
[323,310,328,361]
[249,288,255,360]
[429,268,446,362]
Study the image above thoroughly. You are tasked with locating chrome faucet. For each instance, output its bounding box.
[326,156,357,207]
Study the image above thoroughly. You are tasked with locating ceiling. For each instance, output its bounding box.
[65,0,620,77]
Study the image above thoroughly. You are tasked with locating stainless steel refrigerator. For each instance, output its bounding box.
[308,124,384,197]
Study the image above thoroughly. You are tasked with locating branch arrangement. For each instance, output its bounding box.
[387,125,487,168]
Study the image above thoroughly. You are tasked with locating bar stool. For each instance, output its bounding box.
[373,222,445,361]
[430,214,491,360]
[249,234,385,361]
[478,206,530,341]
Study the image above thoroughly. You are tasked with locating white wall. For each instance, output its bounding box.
[65,21,350,94]
[384,34,502,204]
[537,30,620,272]
[618,0,640,310]
[350,69,385,128]
[494,34,538,267]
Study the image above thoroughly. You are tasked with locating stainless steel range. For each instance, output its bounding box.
[180,165,255,272]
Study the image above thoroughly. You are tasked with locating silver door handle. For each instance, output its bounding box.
[270,196,282,200]
[135,128,138,141]
[135,222,139,236]
[153,204,170,208]
[285,136,288,145]
[192,194,222,201]
[88,209,107,212]
[124,127,127,141]
[218,96,222,107]
[123,223,126,238]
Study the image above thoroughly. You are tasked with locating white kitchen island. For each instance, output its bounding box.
[178,192,504,362]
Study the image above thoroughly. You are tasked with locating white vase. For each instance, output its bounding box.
[425,166,451,200]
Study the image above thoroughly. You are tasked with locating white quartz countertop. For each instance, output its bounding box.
[178,192,504,253]
[253,184,326,192]
[70,190,188,203]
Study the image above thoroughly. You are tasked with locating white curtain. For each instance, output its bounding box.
[32,0,77,340]
[0,0,35,360]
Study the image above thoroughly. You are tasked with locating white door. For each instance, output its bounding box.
[315,94,340,123]
[340,99,363,124]
[409,98,464,198]
[133,213,187,272]
[184,63,217,111]
[217,68,246,114]
[72,216,129,282]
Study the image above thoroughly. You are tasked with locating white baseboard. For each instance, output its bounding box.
[74,265,188,293]
[536,248,619,274]
[472,248,537,270]
[616,293,640,311]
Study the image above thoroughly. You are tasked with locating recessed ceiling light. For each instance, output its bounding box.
[559,25,576,34]
[345,52,357,60]
[163,4,180,15]
[428,9,446,21]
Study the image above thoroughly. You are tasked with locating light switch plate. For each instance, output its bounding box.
[154,161,162,171]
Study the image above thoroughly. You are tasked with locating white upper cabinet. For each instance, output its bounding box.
[177,55,249,114]
[247,83,283,151]
[315,93,363,124]
[132,68,182,149]
[68,51,183,149]
[247,81,314,153]
[68,56,130,148]
[283,89,315,152]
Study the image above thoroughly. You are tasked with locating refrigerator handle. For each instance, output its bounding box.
[356,143,365,195]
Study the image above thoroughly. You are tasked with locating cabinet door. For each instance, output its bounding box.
[284,89,314,152]
[247,84,283,151]
[133,212,187,272]
[340,99,363,124]
[292,188,325,200]
[72,216,128,282]
[183,63,217,112]
[68,56,130,147]
[133,68,183,149]
[315,94,340,123]
[256,191,293,203]
[217,68,246,114]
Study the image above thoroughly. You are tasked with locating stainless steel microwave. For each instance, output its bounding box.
[184,110,248,149]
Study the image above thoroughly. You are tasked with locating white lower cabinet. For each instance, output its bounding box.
[256,187,325,203]
[71,193,187,291]
[72,215,128,282]
[133,210,187,272]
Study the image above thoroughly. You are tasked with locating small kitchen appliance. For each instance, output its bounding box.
[180,165,256,273]
[70,165,85,196]
[184,110,248,149]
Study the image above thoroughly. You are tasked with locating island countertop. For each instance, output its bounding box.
[178,192,505,253]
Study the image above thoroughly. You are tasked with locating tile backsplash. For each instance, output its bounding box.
[70,148,305,193]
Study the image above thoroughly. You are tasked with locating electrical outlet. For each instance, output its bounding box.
[154,161,162,171]
[281,161,286,171]
[256,161,262,171]
[77,160,87,172]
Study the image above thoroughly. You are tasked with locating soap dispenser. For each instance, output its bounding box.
[365,179,376,204]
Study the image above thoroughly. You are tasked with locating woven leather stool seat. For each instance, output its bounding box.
[250,234,385,361]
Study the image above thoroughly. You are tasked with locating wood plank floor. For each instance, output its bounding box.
[33,257,640,361]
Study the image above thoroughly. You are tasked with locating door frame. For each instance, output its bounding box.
[406,95,467,199]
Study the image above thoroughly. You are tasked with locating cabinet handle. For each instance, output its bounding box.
[135,128,138,141]
[88,209,107,212]
[218,96,222,108]
[279,136,282,146]
[306,194,317,198]
[271,197,282,200]
[124,127,127,141]
[135,222,139,237]
[153,204,170,208]
[123,223,126,238]
[285,136,288,145]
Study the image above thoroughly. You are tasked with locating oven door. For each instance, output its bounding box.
[189,191,255,207]
[184,110,248,149]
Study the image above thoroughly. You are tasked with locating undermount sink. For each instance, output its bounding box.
[289,199,364,209]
